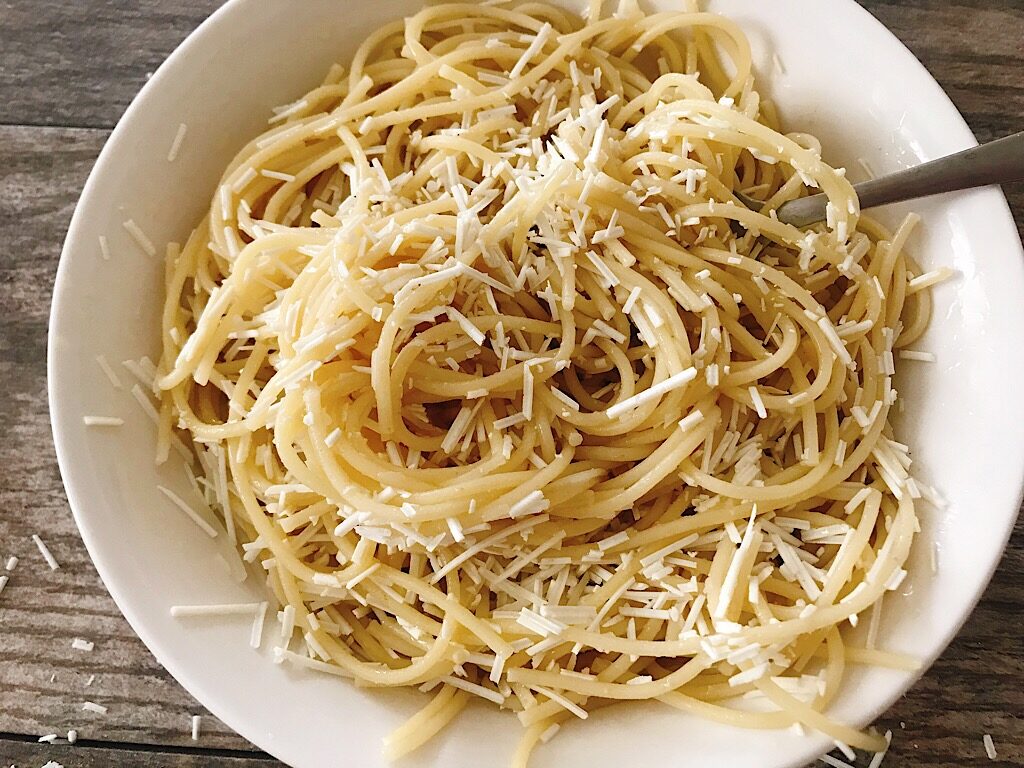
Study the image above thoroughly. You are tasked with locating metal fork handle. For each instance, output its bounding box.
[776,130,1024,227]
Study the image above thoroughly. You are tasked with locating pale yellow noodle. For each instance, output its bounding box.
[157,1,939,764]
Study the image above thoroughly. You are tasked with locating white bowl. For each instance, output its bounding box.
[48,1,1024,766]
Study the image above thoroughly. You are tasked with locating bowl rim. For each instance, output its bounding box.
[47,0,1024,766]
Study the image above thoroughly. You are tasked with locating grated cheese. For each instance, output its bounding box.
[122,219,156,257]
[866,730,892,768]
[442,675,505,704]
[170,603,263,617]
[509,22,552,78]
[32,534,60,570]
[530,684,588,719]
[98,234,112,261]
[728,662,769,687]
[748,386,767,419]
[907,266,954,293]
[539,722,561,743]
[82,416,123,427]
[95,355,122,388]
[606,367,698,418]
[816,316,853,367]
[142,6,952,753]
[262,169,297,182]
[157,485,218,538]
[819,755,854,768]
[167,122,188,162]
[517,606,566,637]
[250,601,269,649]
[897,349,935,362]
[508,489,550,519]
[983,733,997,760]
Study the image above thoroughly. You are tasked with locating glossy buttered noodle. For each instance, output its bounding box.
[157,0,940,763]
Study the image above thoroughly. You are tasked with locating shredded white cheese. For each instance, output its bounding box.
[82,415,123,427]
[167,122,188,162]
[122,219,157,257]
[32,534,60,570]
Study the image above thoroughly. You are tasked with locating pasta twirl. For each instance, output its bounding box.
[157,1,938,763]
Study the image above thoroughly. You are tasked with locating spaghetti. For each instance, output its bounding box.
[157,0,939,763]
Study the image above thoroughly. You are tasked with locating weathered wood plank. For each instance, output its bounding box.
[0,738,274,767]
[0,0,1022,765]
[3,0,1024,142]
[1,0,221,129]
[881,529,1024,767]
[0,127,102,321]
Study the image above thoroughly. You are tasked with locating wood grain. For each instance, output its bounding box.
[1,1,222,129]
[0,1,1021,766]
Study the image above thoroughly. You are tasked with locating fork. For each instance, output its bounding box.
[734,130,1024,227]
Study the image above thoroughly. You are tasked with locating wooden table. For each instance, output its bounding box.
[1,1,1021,766]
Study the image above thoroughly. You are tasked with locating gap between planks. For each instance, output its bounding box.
[0,730,277,760]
